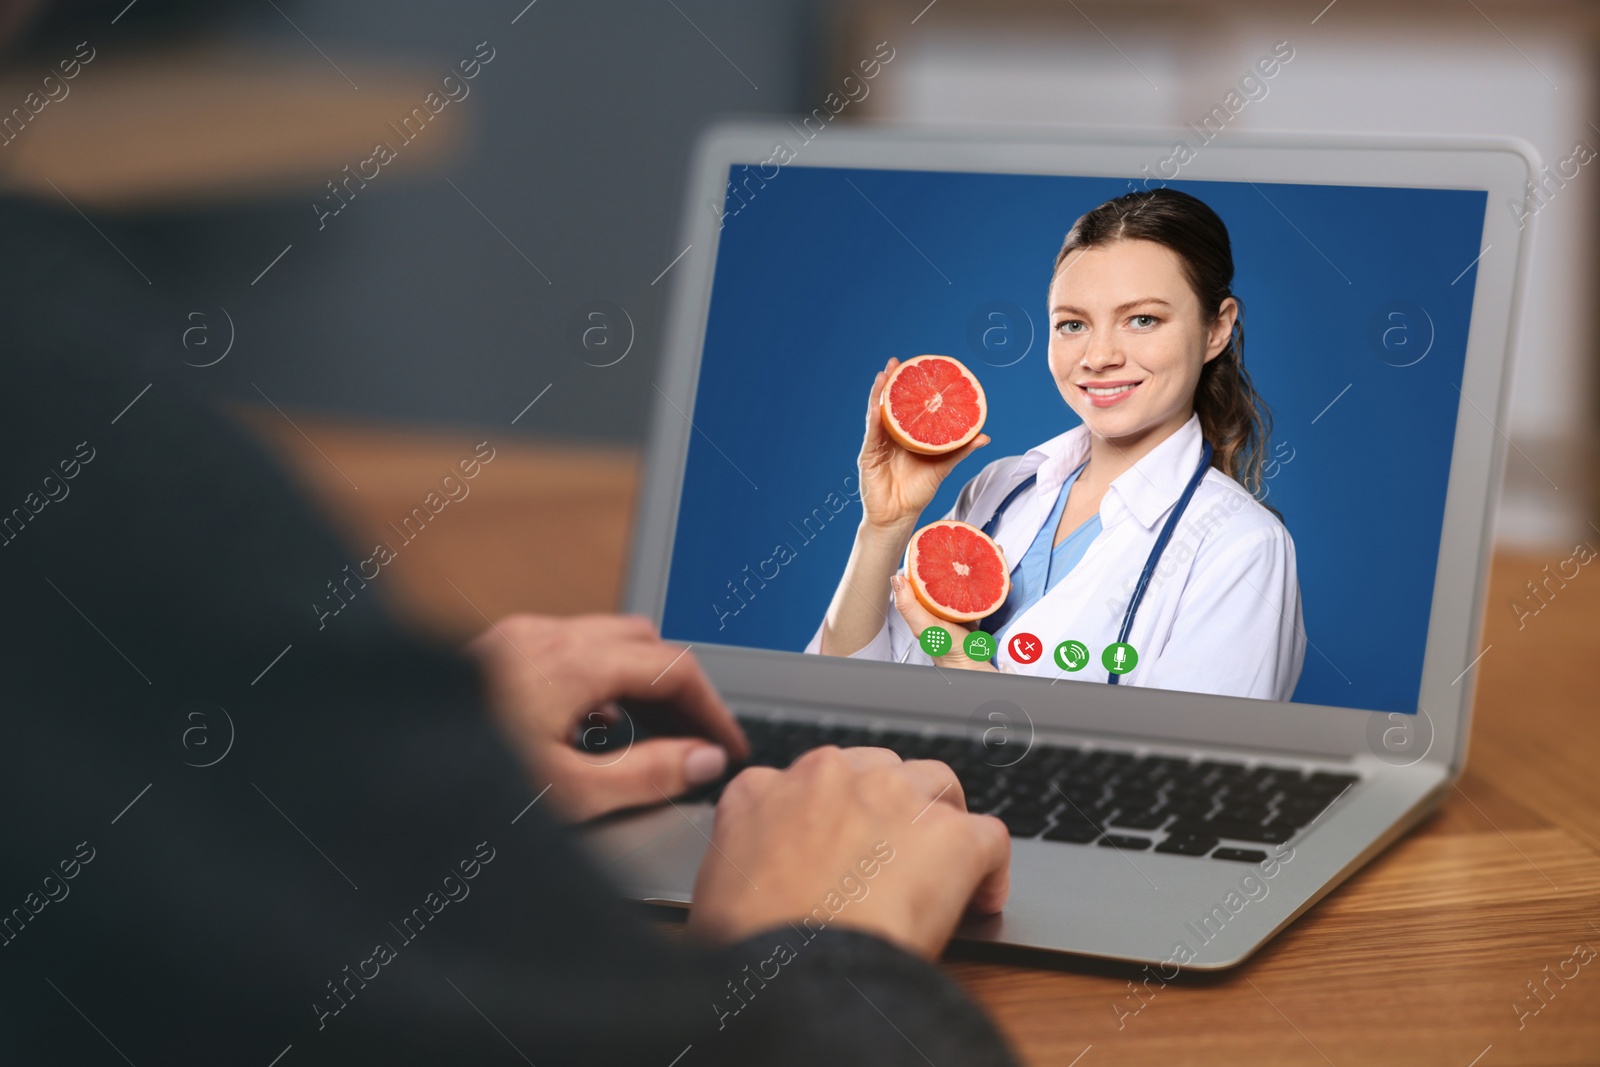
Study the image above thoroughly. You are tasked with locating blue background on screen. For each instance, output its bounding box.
[659,166,1487,714]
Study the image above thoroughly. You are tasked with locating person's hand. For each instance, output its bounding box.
[687,746,1010,960]
[859,357,989,535]
[466,613,748,822]
[890,574,997,670]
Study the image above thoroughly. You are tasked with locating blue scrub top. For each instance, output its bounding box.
[985,463,1101,642]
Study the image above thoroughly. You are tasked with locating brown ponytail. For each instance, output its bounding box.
[1052,188,1274,501]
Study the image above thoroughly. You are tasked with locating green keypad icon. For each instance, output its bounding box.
[919,626,952,658]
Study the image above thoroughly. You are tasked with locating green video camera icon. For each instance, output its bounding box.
[963,631,996,662]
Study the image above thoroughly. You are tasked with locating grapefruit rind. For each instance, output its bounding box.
[879,355,988,456]
[905,519,1011,625]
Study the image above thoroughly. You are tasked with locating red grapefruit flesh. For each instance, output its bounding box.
[905,520,1011,624]
[879,355,988,456]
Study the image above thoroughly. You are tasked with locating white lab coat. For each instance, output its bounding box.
[805,414,1306,702]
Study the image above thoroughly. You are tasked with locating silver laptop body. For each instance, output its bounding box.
[586,123,1534,969]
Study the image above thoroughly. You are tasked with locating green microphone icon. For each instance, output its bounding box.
[1102,642,1139,674]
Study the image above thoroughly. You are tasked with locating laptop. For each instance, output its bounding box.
[585,123,1534,969]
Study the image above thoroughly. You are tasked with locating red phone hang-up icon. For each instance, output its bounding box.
[1007,632,1043,664]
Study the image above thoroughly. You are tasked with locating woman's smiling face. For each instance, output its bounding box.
[1047,238,1235,450]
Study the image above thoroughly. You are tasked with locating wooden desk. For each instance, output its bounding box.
[253,412,1600,1067]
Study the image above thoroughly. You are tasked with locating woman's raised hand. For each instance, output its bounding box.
[821,359,991,658]
[858,357,989,534]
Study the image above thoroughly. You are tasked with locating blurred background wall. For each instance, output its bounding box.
[3,0,1596,574]
[2,0,823,440]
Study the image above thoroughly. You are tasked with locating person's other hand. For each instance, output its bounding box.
[859,357,989,535]
[889,574,997,670]
[687,746,1010,960]
[467,613,748,822]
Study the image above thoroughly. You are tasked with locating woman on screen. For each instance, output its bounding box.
[807,188,1305,701]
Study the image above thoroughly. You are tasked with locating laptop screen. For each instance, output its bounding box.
[659,164,1487,715]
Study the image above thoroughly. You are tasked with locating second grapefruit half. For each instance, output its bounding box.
[879,354,988,455]
[905,520,1011,624]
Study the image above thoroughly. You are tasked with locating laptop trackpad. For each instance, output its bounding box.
[582,802,712,905]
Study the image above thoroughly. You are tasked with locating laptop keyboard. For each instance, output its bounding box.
[700,714,1358,863]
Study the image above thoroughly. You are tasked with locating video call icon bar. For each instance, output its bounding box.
[917,626,1139,677]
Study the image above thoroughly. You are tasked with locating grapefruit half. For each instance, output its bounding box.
[905,520,1011,624]
[879,355,988,455]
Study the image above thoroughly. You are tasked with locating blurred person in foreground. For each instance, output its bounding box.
[0,1,1019,1063]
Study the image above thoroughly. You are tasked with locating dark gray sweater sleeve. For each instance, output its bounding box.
[0,199,1020,1067]
[702,927,1021,1065]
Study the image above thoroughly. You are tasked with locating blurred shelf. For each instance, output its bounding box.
[0,43,468,210]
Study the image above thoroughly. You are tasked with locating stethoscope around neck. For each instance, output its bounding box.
[978,439,1215,684]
